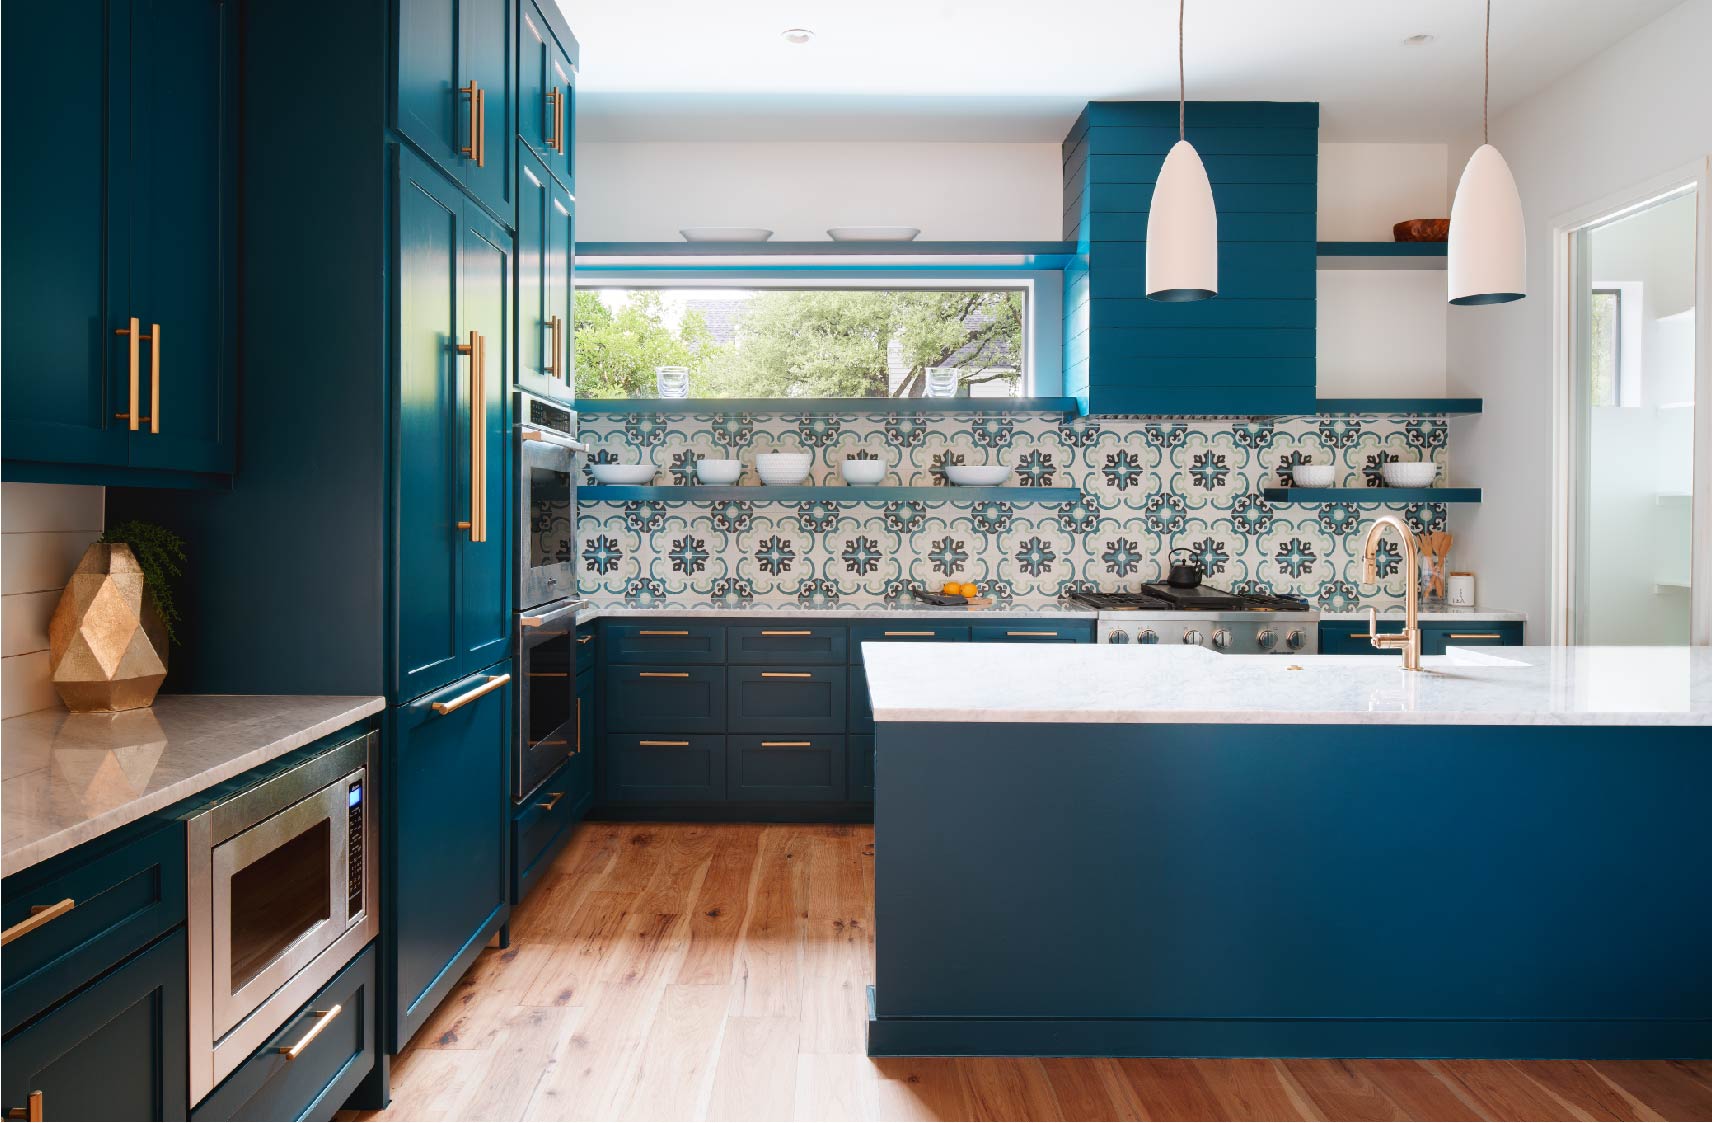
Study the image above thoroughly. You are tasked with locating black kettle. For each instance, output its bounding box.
[1166,547,1204,588]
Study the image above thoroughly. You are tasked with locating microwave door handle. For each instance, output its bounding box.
[518,426,587,453]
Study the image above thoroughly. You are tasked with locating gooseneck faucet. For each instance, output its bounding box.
[1361,514,1424,671]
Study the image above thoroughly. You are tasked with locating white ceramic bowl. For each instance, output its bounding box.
[679,227,773,242]
[755,453,813,485]
[1381,461,1439,488]
[944,465,1013,486]
[589,463,657,485]
[827,227,921,242]
[694,458,742,485]
[840,458,886,485]
[1291,464,1336,488]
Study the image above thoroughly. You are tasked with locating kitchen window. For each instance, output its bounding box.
[574,281,1042,399]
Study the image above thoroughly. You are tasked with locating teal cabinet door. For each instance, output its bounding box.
[604,734,726,803]
[515,151,573,403]
[459,0,512,220]
[394,0,511,221]
[390,664,510,1050]
[518,0,575,191]
[126,0,236,475]
[395,152,465,701]
[458,199,512,677]
[1,929,188,1122]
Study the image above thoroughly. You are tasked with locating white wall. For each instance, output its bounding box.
[1445,0,1712,633]
[2,484,104,717]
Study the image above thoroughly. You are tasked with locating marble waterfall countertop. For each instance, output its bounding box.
[2,694,385,876]
[861,644,1712,727]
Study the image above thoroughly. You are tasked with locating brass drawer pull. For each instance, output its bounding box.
[278,1005,342,1059]
[1447,633,1503,640]
[576,635,594,645]
[460,80,479,162]
[759,741,812,748]
[430,672,510,715]
[639,671,688,678]
[545,86,563,153]
[6,1090,43,1121]
[883,630,935,637]
[575,697,582,753]
[113,318,159,431]
[761,672,811,678]
[638,629,689,636]
[454,330,486,541]
[760,630,812,636]
[1006,630,1058,637]
[639,739,689,747]
[2,898,75,946]
[537,791,565,811]
[528,671,569,678]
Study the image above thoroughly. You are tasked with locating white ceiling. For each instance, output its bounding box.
[557,0,1685,142]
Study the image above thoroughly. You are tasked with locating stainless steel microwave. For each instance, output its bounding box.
[516,391,584,611]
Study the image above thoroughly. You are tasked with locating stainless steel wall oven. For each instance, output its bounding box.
[516,391,583,612]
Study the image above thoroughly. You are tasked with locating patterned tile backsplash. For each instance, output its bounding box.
[570,409,1452,612]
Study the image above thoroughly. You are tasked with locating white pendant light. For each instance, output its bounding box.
[1448,0,1525,305]
[1146,0,1217,302]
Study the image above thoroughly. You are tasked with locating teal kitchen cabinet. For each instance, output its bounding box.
[604,735,727,803]
[969,620,1095,644]
[728,666,848,734]
[511,667,594,905]
[2,929,188,1122]
[395,0,513,221]
[604,622,726,664]
[728,735,847,803]
[849,735,876,803]
[516,149,575,404]
[388,664,511,1051]
[1319,619,1523,656]
[518,0,578,192]
[605,665,726,733]
[395,148,512,702]
[2,0,236,483]
[728,624,848,664]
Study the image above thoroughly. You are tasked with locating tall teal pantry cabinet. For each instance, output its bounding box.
[108,0,582,1066]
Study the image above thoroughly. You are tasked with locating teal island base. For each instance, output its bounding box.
[866,721,1712,1059]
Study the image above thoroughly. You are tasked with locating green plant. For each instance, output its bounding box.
[100,520,187,642]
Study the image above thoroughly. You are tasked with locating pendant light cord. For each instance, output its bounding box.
[1483,0,1491,143]
[1178,0,1186,141]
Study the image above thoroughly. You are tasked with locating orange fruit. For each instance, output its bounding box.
[959,583,979,598]
[941,581,962,595]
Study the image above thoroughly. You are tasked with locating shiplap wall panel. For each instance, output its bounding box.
[2,483,103,717]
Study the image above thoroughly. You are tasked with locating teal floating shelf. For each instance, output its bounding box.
[581,485,1083,503]
[1262,487,1481,504]
[1316,242,1447,270]
[1310,397,1483,416]
[575,397,1081,417]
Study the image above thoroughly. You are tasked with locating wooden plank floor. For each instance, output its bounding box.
[342,823,1712,1122]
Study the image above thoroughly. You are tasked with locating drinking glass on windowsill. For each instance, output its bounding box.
[654,365,689,398]
[924,367,959,398]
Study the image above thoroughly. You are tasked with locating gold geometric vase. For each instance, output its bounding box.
[48,543,169,712]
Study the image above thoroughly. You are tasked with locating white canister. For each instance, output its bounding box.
[1447,572,1475,607]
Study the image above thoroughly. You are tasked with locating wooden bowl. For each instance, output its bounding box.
[1393,219,1450,242]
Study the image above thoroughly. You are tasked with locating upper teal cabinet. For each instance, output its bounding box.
[518,0,578,192]
[2,0,236,484]
[396,0,514,222]
[1061,102,1318,416]
[516,150,575,403]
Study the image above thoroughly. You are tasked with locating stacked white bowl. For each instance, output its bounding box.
[755,452,813,485]
[840,457,885,485]
[589,463,656,485]
[1291,464,1336,487]
[1380,461,1438,487]
[694,458,743,485]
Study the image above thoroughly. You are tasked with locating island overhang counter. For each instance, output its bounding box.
[860,644,1712,1059]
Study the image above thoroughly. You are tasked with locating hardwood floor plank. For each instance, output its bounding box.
[677,825,763,985]
[1592,1062,1712,1121]
[518,889,637,1007]
[872,1057,975,1122]
[1360,1059,1489,1121]
[1114,1058,1227,1121]
[523,979,669,1122]
[1198,1059,1319,1121]
[610,983,732,1121]
[732,827,810,1018]
[1282,1059,1411,1121]
[1431,1060,1587,1121]
[959,1057,1065,1122]
[456,1004,573,1120]
[707,1015,801,1122]
[1041,1057,1148,1120]
[795,1053,880,1121]
[1506,1061,1663,1122]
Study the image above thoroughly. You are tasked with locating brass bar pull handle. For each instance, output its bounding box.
[148,322,160,434]
[476,331,488,542]
[520,616,546,628]
[460,81,479,162]
[576,635,594,645]
[761,672,811,679]
[883,630,935,637]
[575,696,582,754]
[639,671,688,678]
[430,672,510,715]
[545,87,561,151]
[638,630,689,636]
[760,630,812,636]
[528,672,569,678]
[537,791,565,811]
[113,318,157,429]
[455,331,483,540]
[6,1091,43,1121]
[475,86,487,167]
[2,898,75,946]
[1006,631,1058,637]
[1447,633,1503,640]
[544,315,559,378]
[278,1005,343,1059]
[759,741,812,748]
[639,739,689,747]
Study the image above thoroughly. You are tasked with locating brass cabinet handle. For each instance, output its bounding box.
[638,671,688,678]
[1447,633,1503,639]
[760,630,812,636]
[761,672,811,678]
[638,629,689,636]
[537,791,565,811]
[575,696,582,754]
[430,672,510,715]
[528,671,569,678]
[6,1090,43,1121]
[1,898,75,946]
[454,330,486,542]
[1006,631,1058,637]
[545,87,563,153]
[544,314,560,378]
[759,741,812,748]
[478,86,487,166]
[460,80,479,162]
[113,318,157,430]
[576,635,594,645]
[639,739,689,747]
[882,630,935,637]
[278,1005,342,1058]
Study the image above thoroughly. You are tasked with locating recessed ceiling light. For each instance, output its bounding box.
[1403,33,1436,46]
[781,28,814,45]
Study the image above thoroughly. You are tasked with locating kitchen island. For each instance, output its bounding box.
[861,644,1712,1059]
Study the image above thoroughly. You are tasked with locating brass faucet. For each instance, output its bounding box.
[1361,514,1423,671]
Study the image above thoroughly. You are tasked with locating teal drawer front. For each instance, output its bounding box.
[728,666,847,733]
[850,623,968,661]
[1423,621,1523,654]
[727,624,848,664]
[605,665,726,732]
[604,735,726,802]
[2,820,187,1034]
[512,756,589,904]
[728,735,847,802]
[970,620,1095,643]
[190,943,377,1122]
[849,735,875,803]
[1318,621,1405,655]
[574,624,597,676]
[604,623,724,664]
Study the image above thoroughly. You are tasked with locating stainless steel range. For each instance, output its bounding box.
[1069,584,1319,653]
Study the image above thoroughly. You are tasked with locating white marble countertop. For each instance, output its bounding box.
[3,694,385,876]
[576,603,1097,624]
[1319,605,1527,621]
[861,644,1712,727]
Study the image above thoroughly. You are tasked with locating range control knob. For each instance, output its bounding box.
[1107,629,1131,644]
[1211,628,1232,650]
[1285,629,1307,651]
[1256,628,1278,651]
[1137,628,1159,645]
[1181,628,1204,646]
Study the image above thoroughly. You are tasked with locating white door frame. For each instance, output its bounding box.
[1548,156,1712,645]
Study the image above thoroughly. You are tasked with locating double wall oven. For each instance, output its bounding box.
[515,390,586,801]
